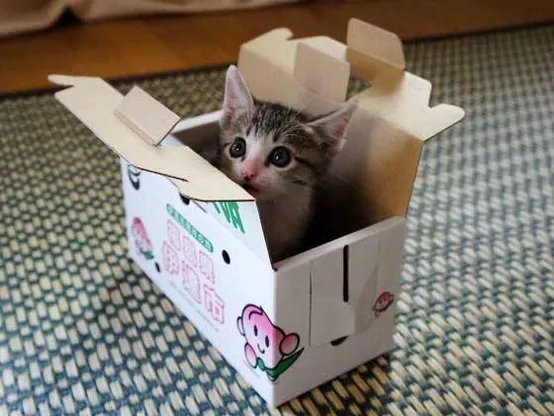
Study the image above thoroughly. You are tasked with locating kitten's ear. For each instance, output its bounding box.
[307,100,358,155]
[221,65,254,126]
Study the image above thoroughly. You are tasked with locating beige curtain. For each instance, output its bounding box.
[0,0,303,38]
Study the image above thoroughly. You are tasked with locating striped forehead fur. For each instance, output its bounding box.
[247,101,324,149]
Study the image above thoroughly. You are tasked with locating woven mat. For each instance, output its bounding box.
[1,24,553,415]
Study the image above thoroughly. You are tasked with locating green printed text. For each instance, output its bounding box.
[212,201,245,234]
[167,204,213,252]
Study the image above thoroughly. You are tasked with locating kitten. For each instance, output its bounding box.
[217,65,357,261]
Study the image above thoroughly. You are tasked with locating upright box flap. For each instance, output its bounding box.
[346,18,405,74]
[49,75,253,203]
[237,19,465,222]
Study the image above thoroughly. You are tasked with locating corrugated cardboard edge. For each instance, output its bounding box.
[114,85,180,146]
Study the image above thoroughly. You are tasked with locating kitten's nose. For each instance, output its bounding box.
[242,172,257,182]
[241,165,259,182]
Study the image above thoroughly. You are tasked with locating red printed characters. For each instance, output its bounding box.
[373,291,395,317]
[204,286,225,324]
[163,216,225,326]
[167,220,181,251]
[162,242,180,275]
[199,252,215,284]
[183,236,197,268]
[182,263,201,303]
[237,305,303,382]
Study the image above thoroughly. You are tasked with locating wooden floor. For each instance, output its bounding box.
[1,0,553,93]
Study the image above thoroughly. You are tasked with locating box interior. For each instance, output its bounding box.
[48,18,464,265]
[171,104,419,256]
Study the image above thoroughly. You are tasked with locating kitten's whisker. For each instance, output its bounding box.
[326,170,355,184]
[277,123,304,141]
[276,119,295,136]
[277,108,303,138]
[292,179,310,187]
[316,171,361,194]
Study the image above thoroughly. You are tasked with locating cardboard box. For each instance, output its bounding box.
[49,19,464,407]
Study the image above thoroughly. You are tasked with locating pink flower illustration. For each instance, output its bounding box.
[237,304,303,381]
[131,217,153,260]
[372,291,395,317]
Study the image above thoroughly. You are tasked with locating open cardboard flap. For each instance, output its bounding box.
[48,74,253,203]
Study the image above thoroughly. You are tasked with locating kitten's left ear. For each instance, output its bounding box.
[307,100,358,155]
[221,65,255,126]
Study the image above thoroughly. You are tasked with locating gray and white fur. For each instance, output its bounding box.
[217,65,357,261]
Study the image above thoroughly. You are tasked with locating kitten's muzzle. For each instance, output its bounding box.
[242,183,260,195]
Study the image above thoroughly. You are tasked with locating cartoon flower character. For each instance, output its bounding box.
[373,291,395,317]
[237,304,303,382]
[131,217,154,260]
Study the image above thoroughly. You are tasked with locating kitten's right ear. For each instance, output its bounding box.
[306,100,358,155]
[221,65,254,126]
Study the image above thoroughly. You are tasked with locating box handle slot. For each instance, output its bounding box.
[342,245,349,303]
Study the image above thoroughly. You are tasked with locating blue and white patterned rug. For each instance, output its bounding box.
[0,24,552,415]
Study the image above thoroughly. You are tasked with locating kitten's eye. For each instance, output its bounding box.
[269,146,291,168]
[229,137,246,158]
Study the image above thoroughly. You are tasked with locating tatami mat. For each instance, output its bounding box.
[0,24,552,415]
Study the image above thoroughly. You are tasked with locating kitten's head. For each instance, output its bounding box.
[218,65,357,201]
